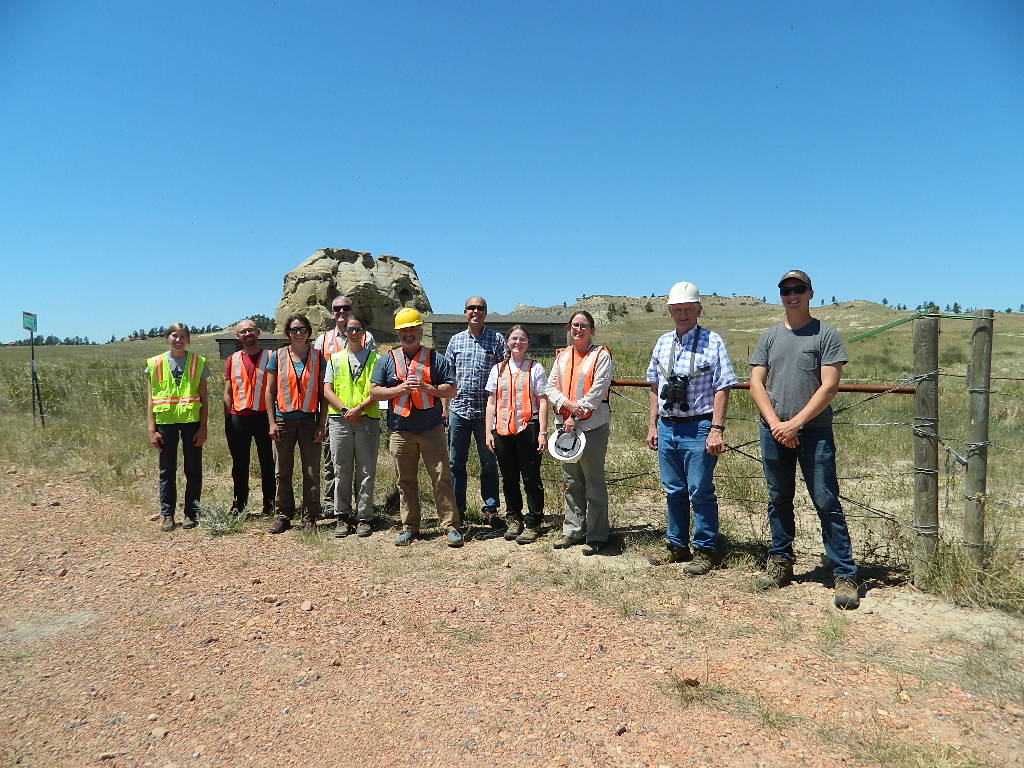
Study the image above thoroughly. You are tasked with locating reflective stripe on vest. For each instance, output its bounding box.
[227,349,271,412]
[390,348,435,417]
[148,351,205,424]
[554,345,608,420]
[328,350,381,418]
[321,328,345,355]
[494,360,534,436]
[275,347,322,414]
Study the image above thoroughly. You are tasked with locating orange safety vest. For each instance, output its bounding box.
[554,345,609,420]
[319,328,346,355]
[226,349,271,412]
[274,347,322,414]
[390,347,435,417]
[494,359,535,436]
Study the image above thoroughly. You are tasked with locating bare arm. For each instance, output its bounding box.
[771,363,843,444]
[193,379,209,446]
[484,391,497,453]
[265,371,280,441]
[146,377,163,449]
[704,387,730,456]
[646,385,659,450]
[222,377,232,412]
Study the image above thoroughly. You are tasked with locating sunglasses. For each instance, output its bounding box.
[236,328,258,335]
[344,327,365,334]
[465,304,486,312]
[332,305,352,312]
[287,326,310,334]
[779,285,809,296]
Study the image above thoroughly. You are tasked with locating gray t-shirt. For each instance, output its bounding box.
[749,319,848,430]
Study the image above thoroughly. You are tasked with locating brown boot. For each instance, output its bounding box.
[648,543,690,566]
[682,549,715,576]
[755,555,794,590]
[516,526,542,545]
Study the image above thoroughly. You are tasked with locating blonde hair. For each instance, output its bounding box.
[165,323,190,339]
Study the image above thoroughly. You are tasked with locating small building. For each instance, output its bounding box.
[214,332,287,359]
[425,313,567,357]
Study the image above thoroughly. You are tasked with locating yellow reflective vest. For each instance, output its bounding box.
[148,351,205,425]
[328,350,380,418]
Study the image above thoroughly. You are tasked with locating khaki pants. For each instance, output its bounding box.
[561,423,610,543]
[389,425,459,532]
[274,415,321,522]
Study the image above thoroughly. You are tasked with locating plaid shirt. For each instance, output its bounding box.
[445,327,508,418]
[646,326,737,417]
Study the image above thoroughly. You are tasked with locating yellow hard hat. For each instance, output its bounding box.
[394,307,424,330]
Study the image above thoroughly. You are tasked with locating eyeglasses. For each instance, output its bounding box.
[236,328,258,335]
[287,326,310,334]
[570,323,591,330]
[332,305,352,312]
[465,305,486,312]
[779,285,809,296]
[344,327,365,334]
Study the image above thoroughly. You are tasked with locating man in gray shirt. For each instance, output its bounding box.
[749,270,859,609]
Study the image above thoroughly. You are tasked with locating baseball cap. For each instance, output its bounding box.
[778,270,812,289]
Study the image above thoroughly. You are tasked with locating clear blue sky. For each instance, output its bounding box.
[3,1,1023,342]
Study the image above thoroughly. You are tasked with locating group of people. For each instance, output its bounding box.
[146,269,860,610]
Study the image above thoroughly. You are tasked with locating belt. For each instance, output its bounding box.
[660,413,713,424]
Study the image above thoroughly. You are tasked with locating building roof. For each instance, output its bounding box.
[425,313,564,325]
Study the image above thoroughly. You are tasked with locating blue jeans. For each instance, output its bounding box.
[658,419,719,552]
[759,424,857,579]
[448,412,499,514]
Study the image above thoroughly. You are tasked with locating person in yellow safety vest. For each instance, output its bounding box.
[264,313,326,535]
[314,294,377,518]
[368,307,464,548]
[484,325,549,545]
[145,323,209,532]
[544,310,614,556]
[322,315,381,538]
[222,318,275,517]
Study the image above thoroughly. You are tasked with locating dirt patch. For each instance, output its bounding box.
[1,467,1022,768]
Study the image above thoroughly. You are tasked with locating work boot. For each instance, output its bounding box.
[504,516,524,541]
[581,541,604,556]
[834,577,861,610]
[268,515,291,535]
[181,514,198,530]
[682,548,714,576]
[160,515,175,532]
[482,506,504,530]
[516,526,542,545]
[552,535,585,550]
[355,521,373,538]
[334,517,353,538]
[756,555,794,590]
[648,543,690,566]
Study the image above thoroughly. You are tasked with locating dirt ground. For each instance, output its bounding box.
[1,467,1022,768]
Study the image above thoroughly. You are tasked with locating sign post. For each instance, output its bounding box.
[22,312,45,427]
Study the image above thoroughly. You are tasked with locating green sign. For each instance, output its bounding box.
[22,312,37,332]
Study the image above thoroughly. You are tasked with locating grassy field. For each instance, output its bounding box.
[1,298,1022,612]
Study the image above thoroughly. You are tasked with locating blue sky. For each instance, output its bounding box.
[2,1,1023,342]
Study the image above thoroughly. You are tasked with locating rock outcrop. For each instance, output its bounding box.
[273,249,432,340]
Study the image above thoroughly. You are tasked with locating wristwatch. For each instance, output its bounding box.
[710,424,726,432]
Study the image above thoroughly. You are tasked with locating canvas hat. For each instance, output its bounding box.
[548,429,587,463]
[778,270,812,289]
[667,281,700,305]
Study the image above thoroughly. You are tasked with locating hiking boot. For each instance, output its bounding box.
[302,520,317,533]
[581,541,604,556]
[504,517,524,541]
[482,506,504,530]
[552,535,585,550]
[648,543,690,566]
[447,529,464,548]
[181,515,198,530]
[682,549,715,576]
[268,515,291,535]
[160,516,175,532]
[334,518,353,538]
[516,526,542,545]
[394,530,417,547]
[355,521,373,538]
[322,505,336,520]
[834,577,861,610]
[755,555,794,590]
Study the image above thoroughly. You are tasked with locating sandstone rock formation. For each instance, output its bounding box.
[273,249,432,341]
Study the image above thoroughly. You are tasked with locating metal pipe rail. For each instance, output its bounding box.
[611,379,916,394]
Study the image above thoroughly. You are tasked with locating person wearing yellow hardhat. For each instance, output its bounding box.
[368,306,463,547]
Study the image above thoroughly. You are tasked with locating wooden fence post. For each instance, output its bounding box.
[912,315,939,583]
[963,309,994,566]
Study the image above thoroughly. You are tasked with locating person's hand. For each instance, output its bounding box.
[269,422,281,442]
[646,425,658,451]
[149,429,164,450]
[565,399,586,418]
[771,419,801,447]
[705,428,724,456]
[194,425,208,447]
[562,416,576,434]
[344,407,363,425]
[537,432,547,453]
[485,431,495,454]
[313,425,326,443]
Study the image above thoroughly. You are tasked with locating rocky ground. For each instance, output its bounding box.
[2,466,1022,768]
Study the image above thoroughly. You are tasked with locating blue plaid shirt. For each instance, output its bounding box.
[445,327,508,418]
[646,326,737,417]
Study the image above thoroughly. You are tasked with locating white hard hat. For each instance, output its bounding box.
[667,281,701,305]
[548,429,587,463]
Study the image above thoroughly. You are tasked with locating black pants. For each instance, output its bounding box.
[225,413,275,513]
[157,422,202,519]
[492,421,544,527]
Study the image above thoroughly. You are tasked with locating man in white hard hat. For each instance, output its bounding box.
[369,307,463,547]
[749,269,859,609]
[315,295,377,518]
[646,281,737,575]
